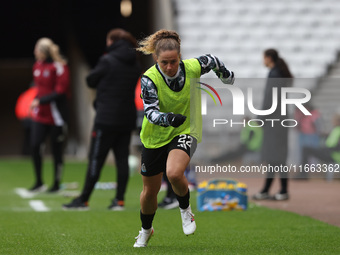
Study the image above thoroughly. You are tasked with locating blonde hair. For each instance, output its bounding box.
[36,37,66,64]
[137,29,180,56]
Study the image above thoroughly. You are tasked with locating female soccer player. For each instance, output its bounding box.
[133,29,235,247]
[29,38,70,192]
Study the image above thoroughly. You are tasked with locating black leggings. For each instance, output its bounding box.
[79,124,132,202]
[262,162,288,194]
[31,121,65,187]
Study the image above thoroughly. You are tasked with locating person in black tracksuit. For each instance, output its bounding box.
[63,29,141,210]
[253,49,293,201]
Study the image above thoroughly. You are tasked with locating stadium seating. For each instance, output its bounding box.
[174,0,340,79]
[173,0,340,163]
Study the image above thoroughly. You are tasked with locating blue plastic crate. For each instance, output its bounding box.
[197,179,248,211]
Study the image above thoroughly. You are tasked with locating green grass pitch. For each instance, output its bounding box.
[0,158,339,254]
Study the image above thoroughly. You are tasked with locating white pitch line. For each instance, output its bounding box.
[29,200,50,212]
[15,188,35,199]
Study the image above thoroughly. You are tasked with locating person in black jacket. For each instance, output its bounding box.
[63,29,141,210]
[253,49,293,201]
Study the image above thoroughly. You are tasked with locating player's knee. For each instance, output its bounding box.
[166,169,183,184]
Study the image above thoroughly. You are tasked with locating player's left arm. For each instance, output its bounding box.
[197,54,235,84]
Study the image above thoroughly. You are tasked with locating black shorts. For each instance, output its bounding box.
[141,134,197,177]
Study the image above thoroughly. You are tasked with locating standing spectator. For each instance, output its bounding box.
[63,29,141,210]
[133,29,235,247]
[301,114,340,180]
[29,38,70,192]
[294,102,321,179]
[253,49,293,201]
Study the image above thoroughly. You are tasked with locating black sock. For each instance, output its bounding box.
[140,211,155,230]
[176,190,190,209]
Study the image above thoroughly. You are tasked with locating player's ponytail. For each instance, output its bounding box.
[264,49,293,78]
[137,29,181,56]
[50,44,67,65]
[36,38,66,64]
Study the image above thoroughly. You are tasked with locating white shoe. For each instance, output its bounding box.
[252,192,269,200]
[180,205,196,235]
[28,184,48,193]
[133,227,154,247]
[273,193,289,201]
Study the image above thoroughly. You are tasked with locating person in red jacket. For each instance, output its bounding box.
[29,37,70,192]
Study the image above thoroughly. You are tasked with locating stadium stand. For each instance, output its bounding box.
[173,0,340,162]
[174,0,340,79]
